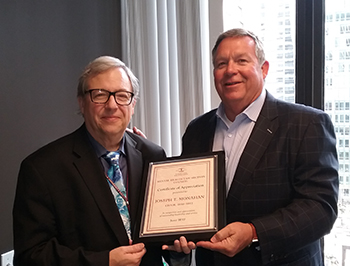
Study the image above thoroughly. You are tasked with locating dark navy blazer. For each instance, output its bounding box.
[182,92,339,266]
[13,125,167,266]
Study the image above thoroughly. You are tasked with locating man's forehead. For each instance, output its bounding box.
[219,35,255,48]
[214,39,256,59]
[87,68,131,86]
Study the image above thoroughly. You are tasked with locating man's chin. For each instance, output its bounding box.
[102,125,126,136]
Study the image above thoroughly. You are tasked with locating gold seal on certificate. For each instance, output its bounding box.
[134,151,225,244]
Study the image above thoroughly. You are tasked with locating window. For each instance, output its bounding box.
[285,77,294,84]
[285,86,294,94]
[285,60,294,67]
[285,69,294,75]
[325,101,333,110]
[344,188,349,197]
[223,0,296,103]
[325,1,350,261]
[222,1,350,264]
[326,51,333,61]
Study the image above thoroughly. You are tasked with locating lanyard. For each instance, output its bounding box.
[105,173,130,212]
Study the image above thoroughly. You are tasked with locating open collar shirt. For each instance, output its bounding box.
[213,89,266,195]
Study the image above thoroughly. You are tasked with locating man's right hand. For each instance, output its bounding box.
[109,243,146,266]
[131,126,147,139]
[162,236,196,254]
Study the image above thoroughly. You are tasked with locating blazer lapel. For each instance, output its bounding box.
[72,126,129,245]
[227,92,279,201]
[124,134,143,230]
[199,111,217,153]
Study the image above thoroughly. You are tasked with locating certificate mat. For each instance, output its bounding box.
[134,152,225,244]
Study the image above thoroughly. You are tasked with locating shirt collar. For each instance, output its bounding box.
[244,88,266,122]
[216,88,266,126]
[86,129,126,158]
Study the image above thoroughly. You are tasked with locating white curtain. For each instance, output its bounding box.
[121,0,212,157]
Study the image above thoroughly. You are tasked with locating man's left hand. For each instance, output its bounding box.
[196,222,253,257]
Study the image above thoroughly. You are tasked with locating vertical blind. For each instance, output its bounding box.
[121,0,212,156]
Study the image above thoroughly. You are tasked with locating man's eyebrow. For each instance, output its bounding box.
[215,53,249,62]
[214,55,227,63]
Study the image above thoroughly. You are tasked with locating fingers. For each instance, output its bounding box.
[196,222,253,257]
[162,236,196,254]
[109,243,146,266]
[210,223,235,243]
[132,126,147,139]
[163,223,253,258]
[128,243,146,254]
[197,239,235,257]
[161,240,179,252]
[179,236,196,254]
[125,127,133,133]
[196,240,216,250]
[125,126,147,139]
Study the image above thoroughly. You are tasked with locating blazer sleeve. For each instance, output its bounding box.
[13,158,110,266]
[253,111,339,264]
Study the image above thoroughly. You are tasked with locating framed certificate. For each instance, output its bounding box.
[133,151,225,244]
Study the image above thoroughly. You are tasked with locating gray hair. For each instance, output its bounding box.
[77,56,139,98]
[212,28,266,66]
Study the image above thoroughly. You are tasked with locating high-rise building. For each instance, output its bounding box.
[223,0,296,103]
[324,1,350,265]
[223,0,350,264]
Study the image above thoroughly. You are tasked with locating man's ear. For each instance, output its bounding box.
[261,60,269,80]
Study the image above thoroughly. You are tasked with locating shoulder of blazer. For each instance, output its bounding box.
[183,109,217,139]
[23,124,90,164]
[186,109,217,129]
[182,109,217,155]
[124,131,166,158]
[262,91,328,122]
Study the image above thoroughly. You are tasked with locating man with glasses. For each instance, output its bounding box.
[13,56,190,266]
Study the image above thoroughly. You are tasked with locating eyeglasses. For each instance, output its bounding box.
[86,89,134,106]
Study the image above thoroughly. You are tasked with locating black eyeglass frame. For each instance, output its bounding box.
[86,89,135,106]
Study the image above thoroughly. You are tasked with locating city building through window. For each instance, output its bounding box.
[223,0,350,264]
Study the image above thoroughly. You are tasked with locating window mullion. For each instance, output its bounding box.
[295,0,325,109]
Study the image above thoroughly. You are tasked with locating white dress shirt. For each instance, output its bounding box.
[213,89,266,194]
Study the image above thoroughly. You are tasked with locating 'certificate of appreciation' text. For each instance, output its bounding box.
[140,157,216,238]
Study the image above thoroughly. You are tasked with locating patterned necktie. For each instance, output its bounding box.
[103,151,131,239]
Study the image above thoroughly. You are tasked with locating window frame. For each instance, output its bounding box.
[296,0,325,109]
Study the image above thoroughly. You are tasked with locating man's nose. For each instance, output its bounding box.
[105,94,118,108]
[226,60,237,74]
